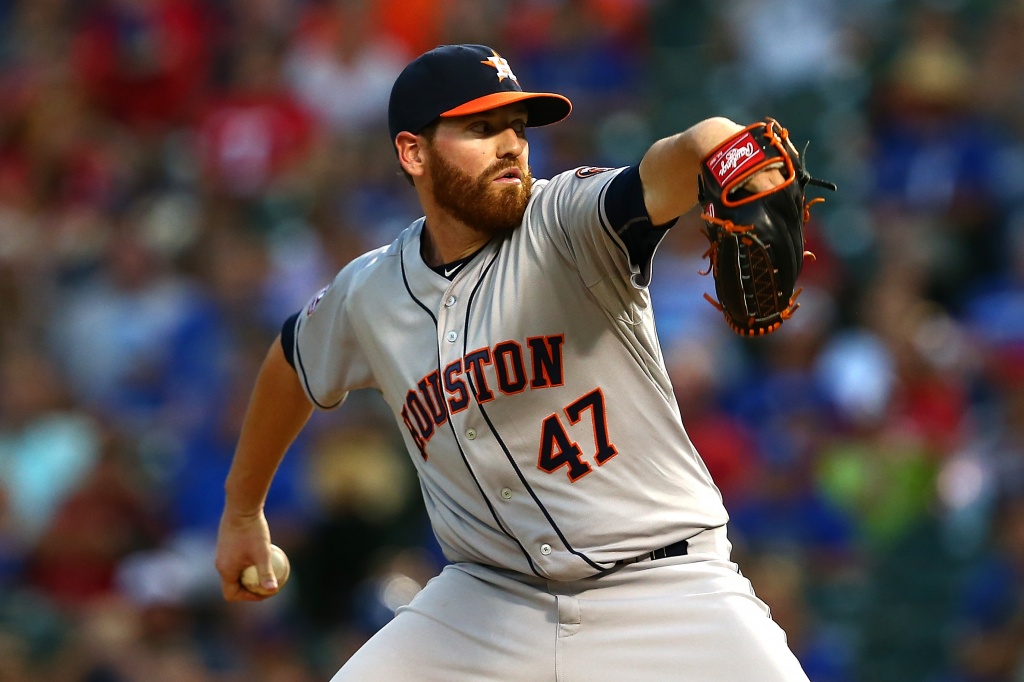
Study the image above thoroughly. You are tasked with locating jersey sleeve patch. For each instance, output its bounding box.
[575,166,615,178]
[306,285,329,316]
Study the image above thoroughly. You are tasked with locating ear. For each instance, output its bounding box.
[396,132,427,179]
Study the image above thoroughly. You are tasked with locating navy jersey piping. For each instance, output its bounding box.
[598,180,631,262]
[463,242,605,573]
[400,244,542,577]
[293,314,344,410]
[601,166,674,271]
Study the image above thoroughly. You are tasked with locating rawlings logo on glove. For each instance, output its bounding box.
[707,133,764,185]
[697,118,836,337]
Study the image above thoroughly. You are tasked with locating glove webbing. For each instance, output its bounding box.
[698,212,816,337]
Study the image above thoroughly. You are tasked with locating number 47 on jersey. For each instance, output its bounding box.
[538,388,617,482]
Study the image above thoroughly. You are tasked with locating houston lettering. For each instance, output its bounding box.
[400,334,564,458]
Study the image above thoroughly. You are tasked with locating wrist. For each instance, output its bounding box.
[685,117,744,160]
[222,485,266,519]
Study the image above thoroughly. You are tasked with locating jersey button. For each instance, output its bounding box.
[540,544,552,556]
[500,488,512,500]
[445,295,456,307]
[465,429,477,440]
[446,331,458,342]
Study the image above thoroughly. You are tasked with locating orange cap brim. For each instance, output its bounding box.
[440,91,572,126]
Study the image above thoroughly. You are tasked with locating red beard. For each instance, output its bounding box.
[427,150,534,238]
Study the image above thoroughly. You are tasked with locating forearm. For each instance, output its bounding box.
[224,337,314,516]
[638,117,743,225]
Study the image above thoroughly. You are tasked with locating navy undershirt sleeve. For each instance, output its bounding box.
[280,312,299,370]
[603,165,675,268]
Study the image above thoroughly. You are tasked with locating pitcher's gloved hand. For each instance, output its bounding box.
[697,118,836,336]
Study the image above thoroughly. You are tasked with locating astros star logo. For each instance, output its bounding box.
[481,51,518,83]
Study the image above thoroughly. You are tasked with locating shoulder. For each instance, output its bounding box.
[525,167,628,224]
[333,244,391,291]
[534,166,622,189]
[530,166,625,202]
[305,223,417,319]
[335,220,420,285]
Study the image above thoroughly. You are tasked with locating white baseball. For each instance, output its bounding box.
[240,544,291,595]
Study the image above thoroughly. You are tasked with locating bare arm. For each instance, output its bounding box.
[639,117,783,226]
[215,336,313,601]
[638,117,743,225]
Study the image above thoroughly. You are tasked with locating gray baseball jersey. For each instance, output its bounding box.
[289,165,728,582]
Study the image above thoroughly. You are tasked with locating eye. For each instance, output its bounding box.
[511,120,527,136]
[469,121,492,135]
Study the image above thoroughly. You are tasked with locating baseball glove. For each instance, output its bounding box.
[697,118,836,336]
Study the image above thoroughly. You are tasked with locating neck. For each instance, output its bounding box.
[418,204,491,267]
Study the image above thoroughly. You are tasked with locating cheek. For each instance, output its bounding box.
[447,148,492,179]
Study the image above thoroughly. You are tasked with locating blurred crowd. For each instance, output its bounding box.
[0,0,1022,680]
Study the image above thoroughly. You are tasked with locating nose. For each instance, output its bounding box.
[496,126,526,159]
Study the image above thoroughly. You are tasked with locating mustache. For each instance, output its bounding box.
[480,159,529,181]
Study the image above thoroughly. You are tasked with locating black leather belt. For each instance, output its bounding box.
[620,538,689,565]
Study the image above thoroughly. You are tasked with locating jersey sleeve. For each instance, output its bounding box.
[530,165,675,290]
[287,253,379,409]
[603,165,676,271]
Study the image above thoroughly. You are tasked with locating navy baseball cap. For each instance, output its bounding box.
[388,44,572,147]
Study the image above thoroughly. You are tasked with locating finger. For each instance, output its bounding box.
[255,555,279,594]
[222,578,266,602]
[743,167,785,192]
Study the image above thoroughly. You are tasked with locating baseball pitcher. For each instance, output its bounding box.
[216,43,832,681]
